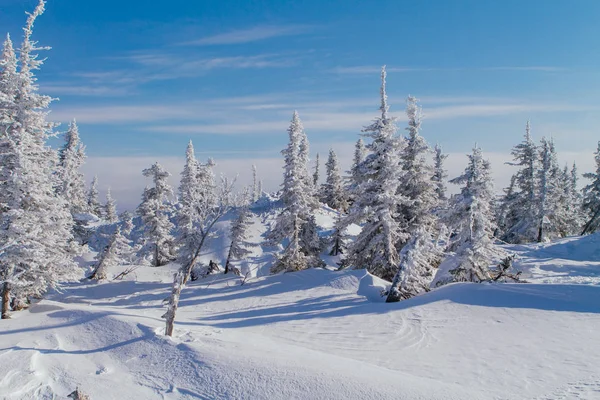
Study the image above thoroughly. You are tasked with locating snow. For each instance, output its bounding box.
[2,205,600,399]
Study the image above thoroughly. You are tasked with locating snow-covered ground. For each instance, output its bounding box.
[1,207,600,399]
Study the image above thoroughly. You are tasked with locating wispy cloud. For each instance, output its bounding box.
[332,65,565,74]
[181,25,311,46]
[41,83,131,97]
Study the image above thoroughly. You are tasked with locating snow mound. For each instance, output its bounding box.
[357,271,388,302]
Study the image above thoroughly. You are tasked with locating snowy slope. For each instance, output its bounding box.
[1,204,600,399]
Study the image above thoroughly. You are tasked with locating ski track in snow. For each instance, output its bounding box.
[1,209,600,399]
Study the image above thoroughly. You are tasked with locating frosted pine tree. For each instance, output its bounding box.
[322,149,349,211]
[57,120,87,213]
[340,66,409,281]
[268,111,323,273]
[87,175,103,217]
[89,227,132,280]
[0,1,77,318]
[432,143,448,204]
[443,146,496,283]
[225,191,253,274]
[313,153,320,187]
[582,142,600,234]
[119,211,135,237]
[386,98,441,300]
[104,187,118,223]
[252,164,258,202]
[386,228,442,302]
[568,163,584,234]
[501,121,538,243]
[399,95,438,234]
[536,137,565,242]
[137,162,175,267]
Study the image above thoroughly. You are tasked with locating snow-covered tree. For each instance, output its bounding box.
[164,171,234,336]
[225,191,253,274]
[329,214,347,256]
[321,149,349,211]
[252,164,258,202]
[500,121,538,243]
[104,187,118,223]
[57,120,87,214]
[385,98,441,300]
[88,227,132,280]
[386,228,442,302]
[0,1,77,318]
[582,142,600,234]
[86,175,103,217]
[442,145,496,283]
[432,143,448,204]
[399,95,438,234]
[568,163,584,234]
[340,66,409,281]
[119,211,135,238]
[313,153,320,187]
[137,162,175,267]
[536,137,565,242]
[268,111,323,273]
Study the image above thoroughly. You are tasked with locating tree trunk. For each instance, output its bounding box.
[1,282,11,319]
[224,244,233,274]
[537,224,544,243]
[385,268,402,303]
[154,244,160,267]
[164,234,208,336]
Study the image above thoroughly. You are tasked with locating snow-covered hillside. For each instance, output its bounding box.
[1,204,600,399]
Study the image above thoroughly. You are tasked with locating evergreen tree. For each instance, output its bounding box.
[536,137,564,242]
[568,163,584,234]
[104,187,118,223]
[225,191,253,274]
[0,1,76,318]
[321,149,349,211]
[399,95,438,235]
[89,227,131,280]
[119,211,135,238]
[582,142,600,234]
[57,120,87,214]
[386,96,441,300]
[386,228,442,302]
[340,66,409,281]
[501,121,538,243]
[444,146,496,283]
[432,143,448,203]
[87,175,103,217]
[137,162,175,267]
[252,164,258,202]
[313,153,320,187]
[268,111,323,273]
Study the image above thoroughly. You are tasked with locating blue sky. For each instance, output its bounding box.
[2,0,600,209]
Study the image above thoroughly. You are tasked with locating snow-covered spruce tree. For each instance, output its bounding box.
[86,175,103,217]
[88,226,132,280]
[386,228,442,302]
[313,153,320,187]
[224,190,253,274]
[443,145,496,283]
[164,170,234,337]
[57,120,87,213]
[119,211,135,237]
[399,95,438,234]
[340,66,409,281]
[501,121,538,243]
[137,162,175,267]
[321,149,349,212]
[329,213,347,256]
[0,1,77,318]
[386,97,441,301]
[268,111,323,273]
[582,142,600,234]
[536,137,565,242]
[432,143,448,204]
[104,187,118,223]
[252,164,258,202]
[568,163,584,235]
